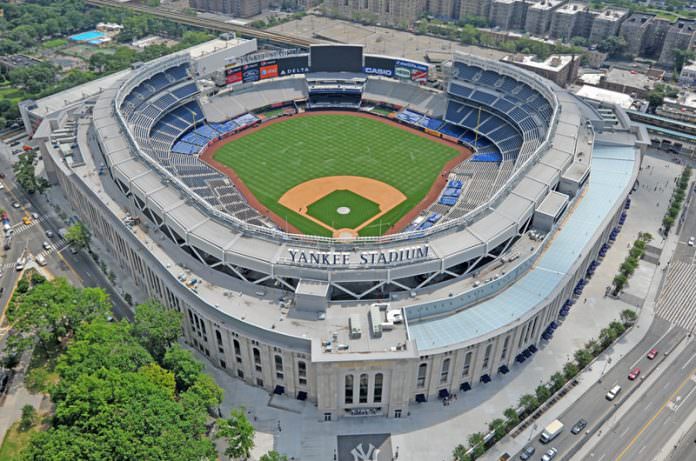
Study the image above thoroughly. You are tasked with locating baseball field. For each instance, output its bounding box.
[208,113,466,237]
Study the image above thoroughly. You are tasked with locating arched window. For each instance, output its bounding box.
[359,373,369,403]
[374,373,383,403]
[233,339,242,364]
[297,361,307,386]
[345,375,354,404]
[440,358,450,383]
[417,363,427,387]
[253,348,261,372]
[462,351,472,376]
[274,355,284,380]
[482,344,492,369]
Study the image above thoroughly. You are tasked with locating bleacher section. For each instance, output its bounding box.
[121,62,267,225]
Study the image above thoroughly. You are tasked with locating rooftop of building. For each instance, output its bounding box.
[595,7,629,21]
[576,85,635,109]
[502,54,578,71]
[0,54,42,68]
[529,0,564,11]
[556,2,592,14]
[604,67,657,91]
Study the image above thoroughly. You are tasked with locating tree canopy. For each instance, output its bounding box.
[133,300,182,361]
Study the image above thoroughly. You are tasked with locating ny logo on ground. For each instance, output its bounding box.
[351,443,379,461]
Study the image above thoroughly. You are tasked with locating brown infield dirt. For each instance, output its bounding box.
[199,111,472,236]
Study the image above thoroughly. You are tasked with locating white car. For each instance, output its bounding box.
[541,447,558,461]
[689,237,695,247]
[0,183,4,190]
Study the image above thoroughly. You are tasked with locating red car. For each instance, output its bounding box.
[628,367,641,380]
[647,348,658,360]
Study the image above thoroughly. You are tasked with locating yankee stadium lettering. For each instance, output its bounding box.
[287,245,429,266]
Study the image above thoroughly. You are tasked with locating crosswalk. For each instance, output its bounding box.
[10,216,46,236]
[656,261,696,332]
[0,238,69,271]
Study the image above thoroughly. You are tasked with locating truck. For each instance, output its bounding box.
[539,419,564,444]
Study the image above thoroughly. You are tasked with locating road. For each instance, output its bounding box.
[0,140,132,323]
[508,318,685,461]
[581,339,696,461]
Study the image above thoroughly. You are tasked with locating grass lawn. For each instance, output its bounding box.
[213,114,460,236]
[0,421,40,461]
[41,38,68,49]
[256,107,287,119]
[0,87,28,105]
[306,190,380,230]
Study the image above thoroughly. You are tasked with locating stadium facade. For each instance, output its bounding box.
[22,38,647,420]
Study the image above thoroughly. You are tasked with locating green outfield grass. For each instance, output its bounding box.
[306,190,381,230]
[213,114,460,236]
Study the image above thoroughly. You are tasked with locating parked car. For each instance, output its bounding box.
[12,202,20,209]
[571,419,588,434]
[42,241,51,251]
[541,448,558,461]
[628,367,641,380]
[45,230,54,238]
[647,348,658,360]
[519,446,535,460]
[689,236,695,247]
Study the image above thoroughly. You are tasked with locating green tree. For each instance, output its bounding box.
[550,372,566,392]
[64,223,90,251]
[620,309,637,325]
[535,384,551,404]
[453,444,472,461]
[6,278,111,354]
[519,393,538,414]
[217,408,255,460]
[467,432,486,458]
[597,36,628,57]
[20,405,37,432]
[260,451,289,461]
[503,407,519,428]
[181,373,224,416]
[488,417,507,441]
[133,300,182,361]
[563,361,579,380]
[162,344,203,392]
[574,348,594,368]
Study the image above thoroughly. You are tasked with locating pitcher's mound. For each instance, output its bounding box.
[337,206,351,215]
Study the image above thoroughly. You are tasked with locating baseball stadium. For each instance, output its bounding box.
[22,38,646,423]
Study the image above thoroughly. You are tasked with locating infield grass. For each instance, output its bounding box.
[306,190,381,230]
[212,114,460,236]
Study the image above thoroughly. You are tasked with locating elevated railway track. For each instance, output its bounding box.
[85,0,316,48]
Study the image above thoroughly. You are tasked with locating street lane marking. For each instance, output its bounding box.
[614,367,696,461]
[682,349,696,370]
[619,427,631,438]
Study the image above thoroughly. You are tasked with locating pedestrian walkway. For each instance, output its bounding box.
[10,216,45,236]
[656,261,696,332]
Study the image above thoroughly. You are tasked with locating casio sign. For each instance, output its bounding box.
[363,67,393,77]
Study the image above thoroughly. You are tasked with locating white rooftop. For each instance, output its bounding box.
[576,85,634,109]
[503,54,577,72]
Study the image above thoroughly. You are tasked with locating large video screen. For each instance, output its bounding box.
[363,55,396,78]
[310,45,363,73]
[394,59,429,83]
[278,55,310,77]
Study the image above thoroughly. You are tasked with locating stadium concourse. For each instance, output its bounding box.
[21,37,647,436]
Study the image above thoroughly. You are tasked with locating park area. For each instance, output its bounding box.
[206,113,467,237]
